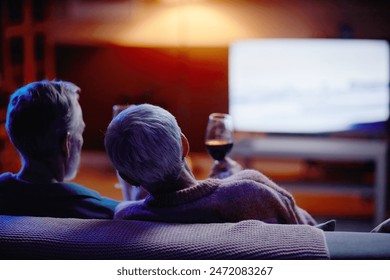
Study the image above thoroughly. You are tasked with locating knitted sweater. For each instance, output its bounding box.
[115,169,316,225]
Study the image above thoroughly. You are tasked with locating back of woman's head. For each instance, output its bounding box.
[105,104,184,192]
[6,80,80,159]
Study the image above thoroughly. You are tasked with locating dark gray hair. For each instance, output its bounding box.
[104,104,183,192]
[6,80,80,159]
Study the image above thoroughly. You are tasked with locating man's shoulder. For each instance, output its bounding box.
[57,181,118,202]
[0,172,15,182]
[58,181,98,195]
[0,172,18,190]
[49,182,120,218]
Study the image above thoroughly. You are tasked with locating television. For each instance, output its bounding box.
[228,39,390,137]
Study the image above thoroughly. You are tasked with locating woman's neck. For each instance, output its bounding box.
[149,162,198,195]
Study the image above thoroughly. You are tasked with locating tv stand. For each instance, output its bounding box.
[230,136,387,225]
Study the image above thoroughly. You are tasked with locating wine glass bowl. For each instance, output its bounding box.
[205,113,235,178]
[113,104,132,118]
[205,139,233,161]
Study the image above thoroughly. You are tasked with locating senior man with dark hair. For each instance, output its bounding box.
[0,80,118,218]
[105,103,317,225]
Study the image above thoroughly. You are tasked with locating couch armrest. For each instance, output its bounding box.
[324,231,390,259]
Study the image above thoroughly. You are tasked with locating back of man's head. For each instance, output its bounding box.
[6,80,80,159]
[105,104,183,192]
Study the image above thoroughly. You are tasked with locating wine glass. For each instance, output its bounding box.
[205,113,235,179]
[112,104,148,201]
[112,104,132,119]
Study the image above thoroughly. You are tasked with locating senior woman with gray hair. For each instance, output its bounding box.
[0,80,118,218]
[105,103,317,226]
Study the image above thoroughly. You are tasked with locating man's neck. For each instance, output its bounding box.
[17,157,64,183]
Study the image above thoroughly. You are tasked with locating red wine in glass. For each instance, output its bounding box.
[205,139,233,161]
[205,113,234,178]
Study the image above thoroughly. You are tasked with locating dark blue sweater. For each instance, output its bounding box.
[0,172,119,219]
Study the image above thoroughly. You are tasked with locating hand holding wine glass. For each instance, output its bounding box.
[205,113,241,179]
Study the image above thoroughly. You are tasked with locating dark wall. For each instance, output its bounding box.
[56,45,228,152]
[54,0,390,153]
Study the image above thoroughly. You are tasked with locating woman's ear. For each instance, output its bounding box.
[181,133,190,158]
[61,132,71,158]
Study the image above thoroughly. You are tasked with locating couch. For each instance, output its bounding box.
[0,215,389,260]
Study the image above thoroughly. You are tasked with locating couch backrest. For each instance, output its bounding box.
[0,215,329,259]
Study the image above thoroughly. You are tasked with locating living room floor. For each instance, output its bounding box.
[73,150,381,232]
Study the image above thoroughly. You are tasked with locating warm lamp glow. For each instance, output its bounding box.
[52,0,314,47]
[112,3,255,47]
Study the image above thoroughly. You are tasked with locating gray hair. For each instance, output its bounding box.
[6,80,80,159]
[104,104,183,192]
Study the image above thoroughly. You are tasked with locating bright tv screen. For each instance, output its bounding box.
[229,39,390,135]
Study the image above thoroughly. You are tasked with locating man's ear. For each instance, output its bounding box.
[61,132,71,158]
[118,171,140,186]
[181,133,190,158]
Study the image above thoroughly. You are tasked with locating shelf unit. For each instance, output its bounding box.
[230,136,387,225]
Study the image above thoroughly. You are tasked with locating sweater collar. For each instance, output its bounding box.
[144,178,220,207]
